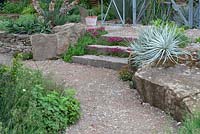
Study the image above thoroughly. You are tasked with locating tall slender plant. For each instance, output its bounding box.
[32,0,80,26]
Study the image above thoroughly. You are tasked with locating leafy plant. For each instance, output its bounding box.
[179,112,200,134]
[195,37,200,43]
[0,56,81,133]
[6,15,52,34]
[1,2,24,13]
[119,66,133,81]
[151,19,190,48]
[0,19,11,31]
[129,25,189,67]
[62,33,96,62]
[22,5,36,14]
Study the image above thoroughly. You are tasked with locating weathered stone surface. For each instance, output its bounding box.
[86,45,131,56]
[185,29,200,41]
[31,34,57,61]
[72,55,128,70]
[53,23,86,55]
[0,33,31,55]
[134,65,200,121]
[0,54,12,66]
[0,23,85,60]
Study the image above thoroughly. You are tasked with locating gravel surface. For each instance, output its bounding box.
[24,60,178,134]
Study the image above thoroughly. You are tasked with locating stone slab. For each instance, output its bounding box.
[31,34,57,61]
[86,45,131,56]
[72,55,128,70]
[134,65,200,121]
[0,54,12,66]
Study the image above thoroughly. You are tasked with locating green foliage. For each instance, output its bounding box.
[195,37,200,43]
[6,15,52,34]
[179,112,200,134]
[0,57,80,134]
[1,0,31,14]
[130,25,189,67]
[1,2,24,14]
[151,19,190,48]
[62,34,97,62]
[0,19,11,31]
[13,52,33,60]
[22,5,36,14]
[119,66,133,81]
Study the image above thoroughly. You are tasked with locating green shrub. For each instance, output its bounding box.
[62,34,96,62]
[21,5,36,14]
[119,66,133,81]
[6,15,52,34]
[0,57,80,134]
[151,19,190,48]
[1,2,24,14]
[129,25,189,67]
[195,37,200,43]
[179,112,200,134]
[0,19,10,31]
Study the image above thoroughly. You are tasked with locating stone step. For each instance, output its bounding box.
[72,55,128,70]
[0,54,12,66]
[101,34,137,42]
[86,45,131,57]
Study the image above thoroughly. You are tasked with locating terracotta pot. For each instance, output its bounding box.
[85,16,98,26]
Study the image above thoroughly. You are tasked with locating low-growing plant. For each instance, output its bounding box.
[1,2,24,14]
[21,5,36,14]
[151,19,190,48]
[0,56,81,133]
[0,19,10,31]
[195,37,200,43]
[62,33,97,62]
[129,25,189,67]
[179,112,200,134]
[119,66,133,81]
[6,15,52,34]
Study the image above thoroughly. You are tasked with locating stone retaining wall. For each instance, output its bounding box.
[0,32,31,55]
[134,65,200,121]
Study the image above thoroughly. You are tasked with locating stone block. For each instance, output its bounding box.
[134,65,200,121]
[31,34,57,61]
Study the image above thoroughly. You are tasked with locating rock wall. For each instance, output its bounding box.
[134,65,200,121]
[0,23,86,60]
[0,32,31,55]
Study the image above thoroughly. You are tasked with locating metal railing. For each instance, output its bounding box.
[101,0,200,28]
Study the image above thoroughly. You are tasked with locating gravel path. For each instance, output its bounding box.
[24,60,178,134]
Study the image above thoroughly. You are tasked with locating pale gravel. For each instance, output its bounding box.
[24,60,178,134]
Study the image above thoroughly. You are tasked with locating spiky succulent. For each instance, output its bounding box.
[130,25,189,67]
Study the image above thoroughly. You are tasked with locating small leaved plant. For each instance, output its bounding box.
[129,25,189,67]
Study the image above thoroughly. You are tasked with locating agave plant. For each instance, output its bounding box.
[129,25,189,67]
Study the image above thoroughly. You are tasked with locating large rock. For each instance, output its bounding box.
[0,54,12,66]
[54,23,85,55]
[31,34,57,61]
[31,23,86,60]
[134,65,200,121]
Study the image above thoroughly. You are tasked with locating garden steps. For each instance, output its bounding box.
[86,45,131,57]
[0,54,12,66]
[101,33,138,41]
[72,55,128,70]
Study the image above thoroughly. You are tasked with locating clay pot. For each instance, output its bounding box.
[85,16,98,26]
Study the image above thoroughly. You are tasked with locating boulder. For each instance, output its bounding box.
[31,23,86,60]
[134,65,200,121]
[54,23,85,55]
[31,34,57,61]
